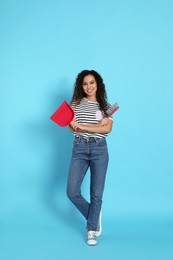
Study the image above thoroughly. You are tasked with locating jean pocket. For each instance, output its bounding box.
[73,138,79,145]
[98,138,107,147]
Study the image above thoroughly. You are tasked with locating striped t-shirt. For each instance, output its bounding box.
[71,98,112,139]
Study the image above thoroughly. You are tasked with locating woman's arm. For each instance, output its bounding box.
[68,117,77,132]
[71,119,113,134]
[69,125,75,132]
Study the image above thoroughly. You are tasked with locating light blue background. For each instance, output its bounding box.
[1,0,173,259]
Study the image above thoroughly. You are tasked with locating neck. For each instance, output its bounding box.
[86,96,97,102]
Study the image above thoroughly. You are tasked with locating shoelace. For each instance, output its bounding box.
[88,231,95,239]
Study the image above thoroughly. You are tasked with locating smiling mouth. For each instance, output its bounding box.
[87,89,93,93]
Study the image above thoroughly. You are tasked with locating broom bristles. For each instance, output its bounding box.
[106,102,119,117]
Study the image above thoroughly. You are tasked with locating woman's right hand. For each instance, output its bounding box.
[70,118,81,132]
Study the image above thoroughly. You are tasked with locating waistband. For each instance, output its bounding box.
[74,136,105,143]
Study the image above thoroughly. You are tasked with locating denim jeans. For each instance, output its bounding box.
[67,136,109,231]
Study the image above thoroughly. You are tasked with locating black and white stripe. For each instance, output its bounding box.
[71,98,111,139]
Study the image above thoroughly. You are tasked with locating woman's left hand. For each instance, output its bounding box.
[98,118,109,126]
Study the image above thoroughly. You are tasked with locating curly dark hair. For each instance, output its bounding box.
[71,70,109,115]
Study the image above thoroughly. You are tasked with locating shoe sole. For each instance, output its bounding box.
[87,240,97,246]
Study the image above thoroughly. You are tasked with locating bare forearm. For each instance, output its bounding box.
[69,125,74,132]
[69,118,113,134]
[80,122,112,134]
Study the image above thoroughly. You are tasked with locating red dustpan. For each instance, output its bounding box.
[50,101,74,127]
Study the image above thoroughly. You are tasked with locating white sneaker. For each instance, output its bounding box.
[95,211,102,237]
[87,231,97,246]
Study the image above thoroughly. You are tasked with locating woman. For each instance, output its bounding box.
[67,70,113,245]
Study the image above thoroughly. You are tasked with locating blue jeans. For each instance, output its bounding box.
[67,136,109,231]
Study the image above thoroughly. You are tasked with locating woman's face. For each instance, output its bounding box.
[82,74,97,100]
